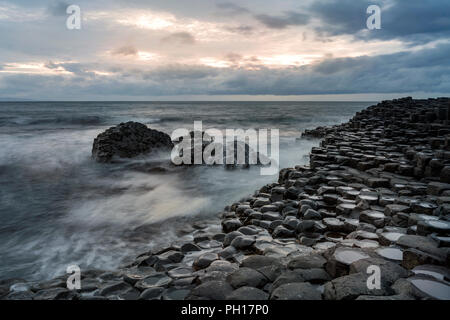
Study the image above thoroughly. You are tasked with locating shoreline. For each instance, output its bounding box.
[2,97,450,300]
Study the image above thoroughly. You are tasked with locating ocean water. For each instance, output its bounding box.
[0,101,370,281]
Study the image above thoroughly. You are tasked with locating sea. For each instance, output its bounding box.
[0,101,371,281]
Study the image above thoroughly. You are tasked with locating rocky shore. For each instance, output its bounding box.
[2,97,450,300]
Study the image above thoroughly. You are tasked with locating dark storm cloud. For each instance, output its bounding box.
[310,0,450,43]
[254,11,310,29]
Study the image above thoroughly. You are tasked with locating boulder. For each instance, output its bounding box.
[92,122,173,162]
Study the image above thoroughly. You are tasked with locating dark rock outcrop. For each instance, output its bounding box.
[92,122,173,163]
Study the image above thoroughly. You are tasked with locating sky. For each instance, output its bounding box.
[0,0,449,101]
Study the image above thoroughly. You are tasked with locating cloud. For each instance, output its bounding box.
[113,45,138,56]
[216,2,250,15]
[2,43,449,99]
[254,11,310,29]
[224,25,254,35]
[309,0,450,43]
[161,32,196,45]
[47,1,70,17]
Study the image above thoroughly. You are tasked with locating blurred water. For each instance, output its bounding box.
[0,101,369,281]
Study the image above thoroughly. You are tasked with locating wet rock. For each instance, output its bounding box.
[222,219,243,233]
[396,235,442,257]
[384,204,410,216]
[287,253,327,270]
[157,250,184,264]
[139,287,164,300]
[181,243,202,253]
[323,218,345,232]
[188,280,233,300]
[193,253,219,271]
[407,275,450,300]
[162,288,191,300]
[240,255,284,276]
[325,247,371,277]
[33,288,78,300]
[376,247,403,262]
[92,122,173,163]
[349,257,409,284]
[359,210,386,228]
[226,286,269,300]
[270,282,322,300]
[134,274,172,291]
[303,209,322,220]
[123,266,157,285]
[97,281,140,300]
[4,291,35,300]
[378,232,403,246]
[323,272,392,300]
[223,231,244,247]
[411,264,450,282]
[272,225,295,238]
[230,236,255,250]
[417,219,450,236]
[168,267,194,279]
[227,267,268,289]
[402,248,447,270]
[411,202,438,215]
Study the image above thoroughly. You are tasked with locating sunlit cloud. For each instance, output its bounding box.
[0,62,72,75]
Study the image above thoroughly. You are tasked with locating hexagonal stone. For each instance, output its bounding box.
[323,218,345,232]
[168,267,194,279]
[407,276,450,300]
[226,286,269,300]
[162,287,190,300]
[33,288,77,300]
[376,247,403,262]
[123,266,157,285]
[359,210,386,228]
[325,247,370,277]
[193,252,219,270]
[411,265,450,282]
[324,273,392,300]
[411,202,438,215]
[139,287,164,300]
[222,219,243,233]
[230,236,255,250]
[97,281,140,300]
[378,232,403,245]
[417,219,450,235]
[181,243,201,253]
[336,203,357,215]
[287,253,327,270]
[135,274,172,291]
[272,225,295,238]
[188,280,233,300]
[349,257,409,284]
[384,204,410,216]
[270,282,322,300]
[227,267,268,289]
